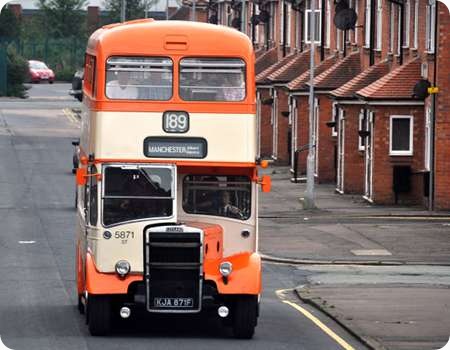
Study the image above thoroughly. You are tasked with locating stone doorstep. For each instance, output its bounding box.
[296,285,450,350]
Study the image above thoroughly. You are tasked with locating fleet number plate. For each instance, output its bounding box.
[153,297,193,308]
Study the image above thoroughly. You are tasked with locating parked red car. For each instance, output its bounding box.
[28,60,55,83]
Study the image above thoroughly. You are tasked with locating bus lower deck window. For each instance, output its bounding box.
[179,58,246,101]
[103,165,174,226]
[182,175,251,220]
[105,57,173,100]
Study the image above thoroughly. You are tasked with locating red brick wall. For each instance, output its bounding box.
[371,106,425,205]
[274,87,290,164]
[434,3,450,210]
[342,104,365,194]
[317,95,337,183]
[258,88,274,158]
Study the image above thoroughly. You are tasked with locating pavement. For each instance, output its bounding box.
[258,166,450,350]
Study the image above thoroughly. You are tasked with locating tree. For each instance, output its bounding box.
[37,0,87,38]
[0,7,20,39]
[5,46,28,98]
[104,0,146,23]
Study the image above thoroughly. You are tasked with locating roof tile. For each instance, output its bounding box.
[267,50,311,84]
[312,51,361,90]
[256,52,298,85]
[330,60,390,99]
[357,59,422,99]
[287,54,338,91]
[255,47,278,75]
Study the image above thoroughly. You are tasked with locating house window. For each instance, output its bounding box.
[305,7,321,43]
[424,108,431,170]
[286,3,292,47]
[354,0,359,44]
[413,0,419,49]
[390,115,413,156]
[358,109,366,151]
[389,3,394,53]
[331,102,338,136]
[403,0,410,48]
[426,0,436,53]
[364,0,371,47]
[375,0,382,50]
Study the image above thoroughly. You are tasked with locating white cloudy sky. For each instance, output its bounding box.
[6,0,180,11]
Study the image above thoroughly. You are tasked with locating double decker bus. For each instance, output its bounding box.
[75,19,271,339]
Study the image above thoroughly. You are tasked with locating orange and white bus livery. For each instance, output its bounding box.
[75,19,271,339]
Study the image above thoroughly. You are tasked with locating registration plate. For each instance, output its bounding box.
[153,297,193,308]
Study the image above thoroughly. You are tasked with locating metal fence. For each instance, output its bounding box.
[0,36,87,85]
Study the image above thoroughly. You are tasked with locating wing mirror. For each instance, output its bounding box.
[76,167,87,186]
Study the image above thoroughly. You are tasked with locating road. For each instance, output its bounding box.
[0,84,368,350]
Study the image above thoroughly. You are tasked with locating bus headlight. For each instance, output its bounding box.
[115,260,131,277]
[219,261,233,277]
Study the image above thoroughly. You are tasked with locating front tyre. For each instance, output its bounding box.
[232,295,258,339]
[87,295,112,336]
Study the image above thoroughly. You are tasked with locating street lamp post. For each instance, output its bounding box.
[192,0,196,21]
[304,0,316,209]
[120,0,126,22]
[241,0,246,34]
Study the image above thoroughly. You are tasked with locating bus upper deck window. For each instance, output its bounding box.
[179,58,246,102]
[105,57,173,100]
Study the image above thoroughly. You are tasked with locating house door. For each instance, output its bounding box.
[336,109,345,193]
[271,89,278,160]
[364,111,374,201]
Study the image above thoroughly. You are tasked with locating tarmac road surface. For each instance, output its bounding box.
[0,85,368,350]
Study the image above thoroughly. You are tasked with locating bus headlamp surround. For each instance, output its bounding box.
[219,261,233,277]
[115,260,131,277]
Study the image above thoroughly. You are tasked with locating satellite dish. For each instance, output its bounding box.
[231,17,242,29]
[334,8,358,30]
[413,79,431,100]
[335,0,349,13]
[250,15,260,25]
[291,0,304,11]
[258,10,270,23]
[208,14,218,24]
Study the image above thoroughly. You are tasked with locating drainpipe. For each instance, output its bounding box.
[283,0,287,57]
[429,1,438,211]
[320,0,325,61]
[369,0,375,65]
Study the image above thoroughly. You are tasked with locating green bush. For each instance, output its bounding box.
[55,66,75,82]
[6,46,28,98]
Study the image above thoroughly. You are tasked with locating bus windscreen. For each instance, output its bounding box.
[103,165,174,226]
[179,58,246,102]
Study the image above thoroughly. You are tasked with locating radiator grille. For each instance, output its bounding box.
[144,229,203,313]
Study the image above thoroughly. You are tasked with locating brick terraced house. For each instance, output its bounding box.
[184,0,450,209]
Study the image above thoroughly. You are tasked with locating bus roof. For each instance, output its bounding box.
[87,19,254,61]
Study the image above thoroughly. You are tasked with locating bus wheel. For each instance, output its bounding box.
[87,295,112,336]
[232,295,258,339]
[77,294,85,314]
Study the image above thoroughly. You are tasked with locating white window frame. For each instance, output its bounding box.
[326,0,331,47]
[403,0,410,48]
[426,0,436,53]
[280,0,285,46]
[389,3,395,53]
[376,0,383,50]
[331,102,338,137]
[364,0,371,47]
[413,0,419,49]
[424,107,431,170]
[354,0,359,44]
[397,6,402,55]
[389,115,414,156]
[358,109,366,151]
[305,9,322,44]
[286,3,292,47]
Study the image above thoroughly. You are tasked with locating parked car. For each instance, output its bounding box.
[28,60,55,83]
[69,68,84,101]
